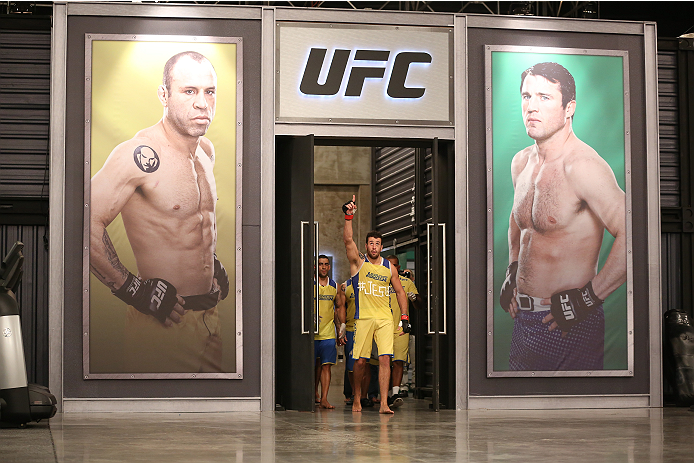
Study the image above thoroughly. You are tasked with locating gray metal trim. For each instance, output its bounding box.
[275,6,454,27]
[275,123,454,139]
[82,33,244,380]
[49,1,68,412]
[643,22,663,408]
[66,2,261,19]
[468,394,652,410]
[464,13,647,36]
[484,45,634,378]
[260,6,277,412]
[454,14,469,411]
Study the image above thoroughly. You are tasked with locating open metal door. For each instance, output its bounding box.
[415,138,455,411]
[275,135,316,412]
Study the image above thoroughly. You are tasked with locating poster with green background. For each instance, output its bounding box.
[489,48,629,373]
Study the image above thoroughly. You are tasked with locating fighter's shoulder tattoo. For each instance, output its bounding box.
[358,252,365,261]
[133,145,160,173]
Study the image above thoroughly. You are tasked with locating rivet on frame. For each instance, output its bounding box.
[237,247,241,251]
[627,170,630,174]
[329,119,332,122]
[238,289,241,293]
[238,81,241,85]
[238,332,241,336]
[238,163,242,167]
[88,35,91,38]
[84,289,88,293]
[531,372,535,376]
[85,204,88,207]
[629,371,633,374]
[238,121,242,126]
[488,290,492,294]
[239,38,242,42]
[84,246,88,250]
[85,375,88,379]
[86,120,90,124]
[238,374,242,378]
[488,249,492,253]
[488,168,492,172]
[488,373,492,376]
[131,375,135,378]
[486,87,490,91]
[488,331,492,336]
[86,77,90,81]
[192,374,196,378]
[396,120,399,123]
[626,131,630,135]
[238,205,241,209]
[628,250,631,254]
[488,208,492,212]
[84,332,87,336]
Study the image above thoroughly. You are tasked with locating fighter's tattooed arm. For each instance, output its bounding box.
[95,229,130,291]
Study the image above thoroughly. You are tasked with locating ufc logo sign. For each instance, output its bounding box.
[300,48,432,98]
[151,280,168,309]
[559,294,575,320]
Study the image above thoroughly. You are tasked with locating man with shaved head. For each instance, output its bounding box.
[90,51,230,373]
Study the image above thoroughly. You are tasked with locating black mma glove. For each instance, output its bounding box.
[499,261,518,312]
[399,314,411,334]
[342,200,355,220]
[113,272,178,324]
[213,254,229,301]
[549,281,604,332]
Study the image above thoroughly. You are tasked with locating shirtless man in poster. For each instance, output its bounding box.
[499,62,626,371]
[89,51,229,373]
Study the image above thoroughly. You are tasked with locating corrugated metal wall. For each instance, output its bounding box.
[373,146,418,247]
[0,17,51,386]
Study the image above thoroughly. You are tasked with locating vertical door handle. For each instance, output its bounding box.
[427,223,434,335]
[314,221,319,332]
[300,221,309,335]
[440,223,447,335]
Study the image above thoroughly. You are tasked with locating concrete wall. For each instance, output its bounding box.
[314,146,372,286]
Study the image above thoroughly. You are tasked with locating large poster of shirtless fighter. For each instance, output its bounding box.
[84,36,242,378]
[486,46,632,376]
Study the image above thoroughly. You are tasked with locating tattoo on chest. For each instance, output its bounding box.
[133,145,160,173]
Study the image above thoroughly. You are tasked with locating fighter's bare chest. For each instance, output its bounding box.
[513,163,577,232]
[136,155,216,213]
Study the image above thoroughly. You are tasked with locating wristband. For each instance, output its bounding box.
[400,314,409,321]
[345,214,353,220]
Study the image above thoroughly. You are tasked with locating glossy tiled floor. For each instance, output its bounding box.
[4,395,694,462]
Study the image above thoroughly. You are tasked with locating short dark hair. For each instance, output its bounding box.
[385,254,399,265]
[318,254,329,262]
[162,51,212,92]
[520,62,576,109]
[365,230,383,245]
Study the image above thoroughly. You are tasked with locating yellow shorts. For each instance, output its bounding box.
[124,305,222,373]
[392,330,409,362]
[352,318,394,360]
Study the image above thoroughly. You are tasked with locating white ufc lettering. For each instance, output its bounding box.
[151,281,167,309]
[560,294,574,320]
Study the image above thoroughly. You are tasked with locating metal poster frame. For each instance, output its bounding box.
[82,34,244,379]
[484,45,634,378]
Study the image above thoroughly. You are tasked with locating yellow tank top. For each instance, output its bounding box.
[314,279,338,340]
[351,257,392,320]
[344,280,356,331]
[390,275,418,331]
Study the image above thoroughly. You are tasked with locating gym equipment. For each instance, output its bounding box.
[0,242,57,427]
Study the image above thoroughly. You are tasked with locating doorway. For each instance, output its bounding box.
[275,136,455,412]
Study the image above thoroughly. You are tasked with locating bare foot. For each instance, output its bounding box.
[352,402,362,412]
[320,400,334,409]
[379,405,394,414]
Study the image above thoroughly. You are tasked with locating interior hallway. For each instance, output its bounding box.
[3,394,694,463]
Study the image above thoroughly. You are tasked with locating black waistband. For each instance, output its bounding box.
[182,288,220,311]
